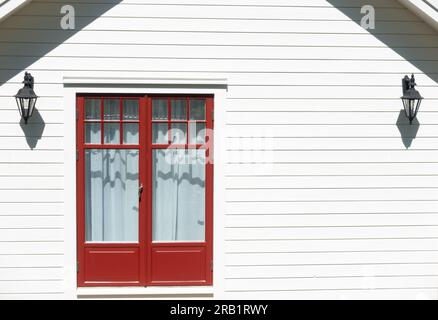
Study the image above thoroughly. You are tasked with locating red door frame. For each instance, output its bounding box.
[76,94,213,287]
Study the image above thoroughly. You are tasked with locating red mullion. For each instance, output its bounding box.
[145,95,153,285]
[83,145,139,150]
[186,96,190,145]
[139,95,148,286]
[119,97,123,145]
[152,144,204,149]
[100,97,104,145]
[167,97,171,144]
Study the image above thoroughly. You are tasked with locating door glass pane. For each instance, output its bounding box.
[85,99,101,120]
[152,123,168,144]
[123,123,139,144]
[152,99,168,120]
[85,149,139,242]
[190,100,206,120]
[85,123,101,144]
[170,123,187,144]
[104,123,120,144]
[123,100,139,120]
[152,149,205,241]
[171,100,187,120]
[189,122,206,144]
[104,99,120,120]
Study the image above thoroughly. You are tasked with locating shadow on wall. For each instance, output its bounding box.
[0,0,122,84]
[326,0,438,146]
[19,108,45,149]
[0,0,122,148]
[326,0,438,83]
[396,109,419,148]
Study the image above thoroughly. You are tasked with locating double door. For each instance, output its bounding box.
[76,95,213,286]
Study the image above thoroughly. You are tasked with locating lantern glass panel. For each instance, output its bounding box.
[28,98,37,118]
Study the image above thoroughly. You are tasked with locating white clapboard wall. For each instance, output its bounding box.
[0,0,438,299]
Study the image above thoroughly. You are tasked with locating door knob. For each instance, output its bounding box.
[139,183,144,199]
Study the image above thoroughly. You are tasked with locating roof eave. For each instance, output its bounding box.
[0,0,33,24]
[398,0,438,32]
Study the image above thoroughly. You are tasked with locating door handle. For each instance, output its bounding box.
[139,183,144,200]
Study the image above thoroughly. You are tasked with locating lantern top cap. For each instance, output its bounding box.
[401,74,423,100]
[14,72,38,99]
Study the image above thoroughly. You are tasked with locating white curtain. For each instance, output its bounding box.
[85,149,139,242]
[152,149,205,241]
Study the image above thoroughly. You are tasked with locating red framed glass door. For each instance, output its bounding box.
[76,95,213,287]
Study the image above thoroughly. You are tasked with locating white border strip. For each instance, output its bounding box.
[77,286,214,299]
[64,76,228,86]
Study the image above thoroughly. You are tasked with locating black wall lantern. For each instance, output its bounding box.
[15,72,38,124]
[401,74,423,125]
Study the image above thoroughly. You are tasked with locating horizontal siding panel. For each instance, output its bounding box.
[0,110,63,124]
[0,293,64,299]
[0,164,64,176]
[225,251,438,266]
[225,125,438,138]
[3,42,438,60]
[2,31,436,47]
[226,188,438,202]
[0,203,63,216]
[0,267,63,281]
[227,86,438,99]
[3,18,435,36]
[0,229,63,242]
[4,72,438,89]
[0,124,64,137]
[226,213,438,228]
[226,150,438,163]
[225,226,438,241]
[40,0,403,8]
[227,137,438,151]
[18,4,415,21]
[0,280,64,294]
[0,151,64,164]
[226,175,438,189]
[0,57,436,73]
[226,111,438,125]
[0,242,63,255]
[225,275,438,291]
[0,216,63,229]
[0,137,64,151]
[0,190,63,202]
[0,176,63,189]
[225,163,438,177]
[225,263,438,278]
[223,288,438,299]
[0,255,63,268]
[225,98,438,112]
[226,200,438,215]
